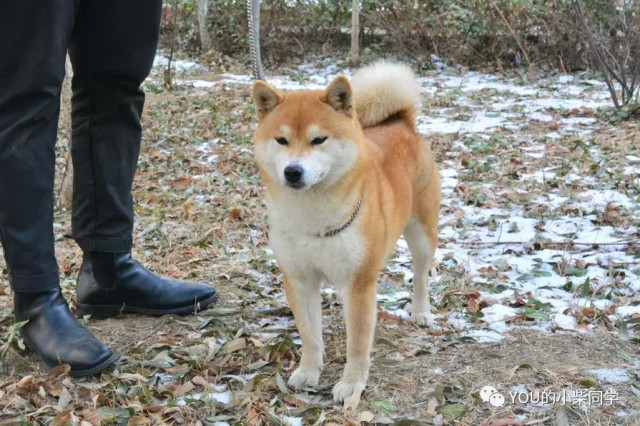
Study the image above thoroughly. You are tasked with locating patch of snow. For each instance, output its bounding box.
[529,98,609,111]
[590,368,630,384]
[176,79,217,88]
[431,54,446,70]
[153,54,203,73]
[209,391,232,404]
[393,308,411,319]
[577,190,635,210]
[623,165,640,175]
[174,390,231,406]
[521,168,557,183]
[553,313,578,331]
[529,112,554,122]
[462,328,504,342]
[482,304,518,324]
[281,416,303,426]
[440,168,459,192]
[417,113,507,134]
[511,384,529,393]
[617,305,640,317]
[561,117,597,125]
[558,75,574,84]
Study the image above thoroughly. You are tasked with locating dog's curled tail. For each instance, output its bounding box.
[351,60,421,129]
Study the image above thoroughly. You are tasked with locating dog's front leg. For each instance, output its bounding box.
[283,274,324,389]
[333,271,377,403]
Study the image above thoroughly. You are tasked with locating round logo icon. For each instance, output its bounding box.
[489,393,505,407]
[480,385,505,407]
[480,386,498,403]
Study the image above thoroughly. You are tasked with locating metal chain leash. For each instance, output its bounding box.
[247,0,265,81]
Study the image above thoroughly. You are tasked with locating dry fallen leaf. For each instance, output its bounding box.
[359,411,375,422]
[343,390,362,411]
[127,417,152,426]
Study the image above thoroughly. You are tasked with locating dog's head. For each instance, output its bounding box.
[251,77,360,191]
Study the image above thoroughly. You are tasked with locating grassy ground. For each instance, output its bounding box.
[0,57,639,425]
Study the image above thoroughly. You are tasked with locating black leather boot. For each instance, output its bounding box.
[76,251,219,317]
[14,288,118,377]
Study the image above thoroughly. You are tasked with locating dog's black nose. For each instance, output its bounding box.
[284,165,303,184]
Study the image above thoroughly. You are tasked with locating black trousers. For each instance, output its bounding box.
[0,0,162,293]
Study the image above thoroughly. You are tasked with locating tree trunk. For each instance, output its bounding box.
[58,54,74,210]
[197,0,212,51]
[350,0,360,66]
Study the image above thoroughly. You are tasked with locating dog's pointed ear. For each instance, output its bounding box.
[322,76,353,117]
[253,80,284,120]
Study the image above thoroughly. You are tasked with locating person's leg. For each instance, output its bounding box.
[0,1,67,294]
[0,0,116,376]
[69,0,160,253]
[69,0,218,316]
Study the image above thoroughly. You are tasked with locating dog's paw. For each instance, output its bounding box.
[411,311,435,327]
[288,367,321,389]
[332,377,366,403]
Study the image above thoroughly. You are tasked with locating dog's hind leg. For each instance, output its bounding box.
[283,274,324,389]
[404,165,440,327]
[404,219,437,326]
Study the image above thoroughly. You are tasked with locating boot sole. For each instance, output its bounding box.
[24,340,119,378]
[65,352,119,378]
[76,290,219,318]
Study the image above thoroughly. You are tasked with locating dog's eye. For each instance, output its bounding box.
[311,136,328,145]
[276,137,288,145]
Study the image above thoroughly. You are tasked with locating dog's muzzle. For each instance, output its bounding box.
[284,164,305,188]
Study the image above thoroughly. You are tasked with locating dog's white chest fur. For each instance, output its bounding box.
[267,194,365,288]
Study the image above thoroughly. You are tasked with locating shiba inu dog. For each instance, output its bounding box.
[251,61,441,403]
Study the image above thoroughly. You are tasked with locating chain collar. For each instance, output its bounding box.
[318,194,363,238]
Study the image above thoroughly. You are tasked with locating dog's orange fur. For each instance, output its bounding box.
[252,62,440,403]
